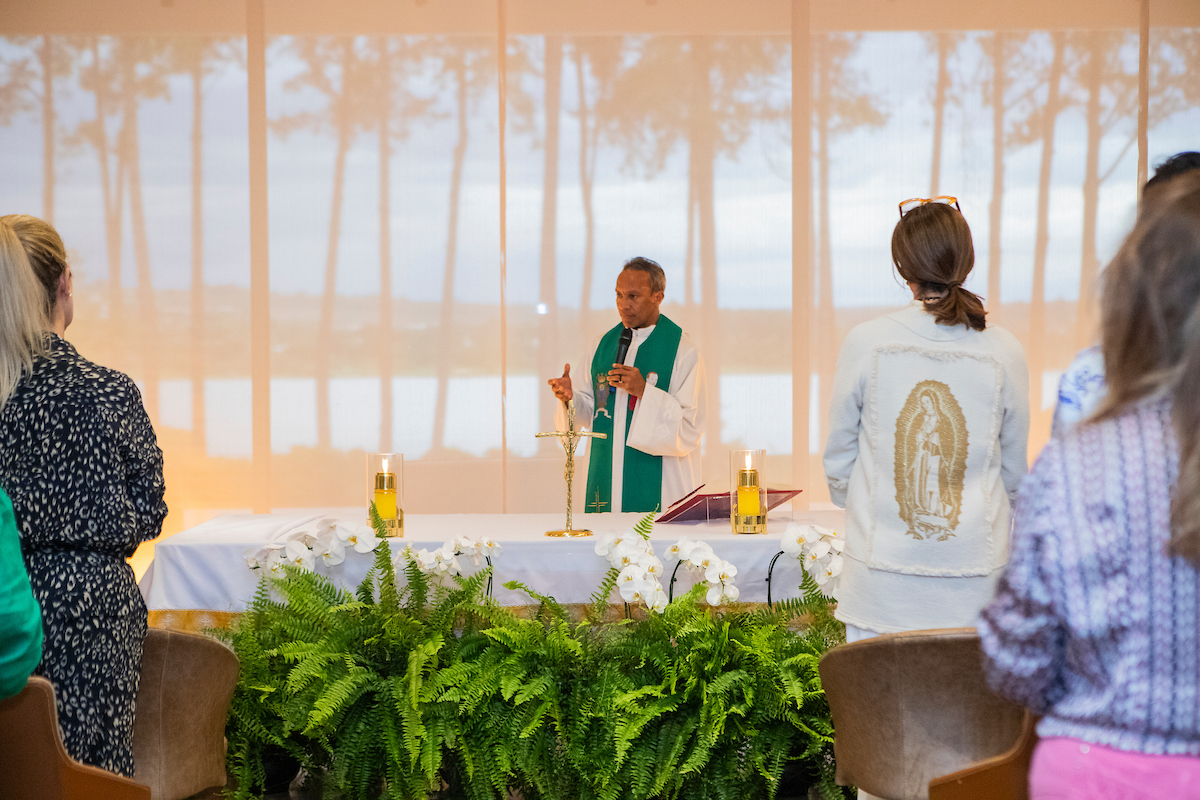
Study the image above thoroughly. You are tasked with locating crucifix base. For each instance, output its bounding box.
[544,528,593,538]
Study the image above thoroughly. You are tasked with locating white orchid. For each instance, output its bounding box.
[415,548,438,571]
[704,560,738,586]
[594,531,625,558]
[782,523,820,556]
[815,555,844,586]
[244,545,274,570]
[610,540,643,569]
[439,557,463,579]
[687,543,718,571]
[480,537,500,557]
[617,564,647,587]
[641,557,665,579]
[456,537,481,563]
[783,524,844,595]
[282,539,316,571]
[265,549,288,577]
[649,586,669,613]
[336,522,381,554]
[706,582,740,606]
[665,538,697,562]
[313,530,346,567]
[286,529,318,549]
[628,536,655,554]
[804,540,831,569]
[619,577,657,605]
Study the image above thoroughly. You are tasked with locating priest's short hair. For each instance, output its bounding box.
[621,256,666,294]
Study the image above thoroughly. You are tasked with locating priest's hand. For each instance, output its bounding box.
[549,363,573,402]
[608,364,646,398]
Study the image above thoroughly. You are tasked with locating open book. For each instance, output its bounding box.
[656,487,802,523]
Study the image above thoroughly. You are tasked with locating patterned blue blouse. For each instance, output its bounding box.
[979,394,1200,755]
[1051,345,1107,436]
[0,334,166,775]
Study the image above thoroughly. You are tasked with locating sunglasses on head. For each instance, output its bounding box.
[899,196,961,218]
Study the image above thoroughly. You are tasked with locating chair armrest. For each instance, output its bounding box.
[928,713,1037,800]
[62,763,151,800]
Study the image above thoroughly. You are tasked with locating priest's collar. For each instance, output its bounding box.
[631,324,656,342]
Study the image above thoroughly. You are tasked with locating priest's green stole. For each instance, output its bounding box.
[585,315,682,513]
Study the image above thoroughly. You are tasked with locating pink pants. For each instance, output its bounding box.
[1030,737,1200,799]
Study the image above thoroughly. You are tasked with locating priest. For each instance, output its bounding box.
[548,257,706,513]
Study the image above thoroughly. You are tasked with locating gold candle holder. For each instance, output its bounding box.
[731,449,767,534]
[368,453,404,537]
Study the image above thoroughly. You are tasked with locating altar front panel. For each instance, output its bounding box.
[140,510,843,612]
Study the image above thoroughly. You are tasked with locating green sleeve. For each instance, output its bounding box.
[0,488,42,700]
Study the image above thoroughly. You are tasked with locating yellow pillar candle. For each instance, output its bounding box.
[737,471,761,516]
[374,469,397,519]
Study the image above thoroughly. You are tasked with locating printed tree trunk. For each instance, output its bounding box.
[988,33,1006,317]
[40,35,54,224]
[929,33,949,197]
[315,42,356,451]
[89,40,125,325]
[190,58,206,448]
[538,36,563,453]
[1029,31,1066,432]
[815,35,836,462]
[121,51,161,423]
[377,38,394,453]
[575,45,596,338]
[1076,30,1104,351]
[688,39,723,482]
[684,177,696,309]
[430,53,470,454]
[1080,31,1104,350]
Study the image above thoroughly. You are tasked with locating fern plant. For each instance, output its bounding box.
[220,517,847,800]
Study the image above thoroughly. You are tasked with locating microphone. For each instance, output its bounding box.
[615,327,633,366]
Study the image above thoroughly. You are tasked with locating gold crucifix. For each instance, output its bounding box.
[536,398,607,537]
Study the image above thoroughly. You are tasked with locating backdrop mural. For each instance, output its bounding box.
[0,1,1196,573]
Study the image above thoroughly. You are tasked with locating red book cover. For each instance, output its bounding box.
[656,488,802,523]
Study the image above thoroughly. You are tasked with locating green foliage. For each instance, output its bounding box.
[220,534,848,800]
[633,511,656,540]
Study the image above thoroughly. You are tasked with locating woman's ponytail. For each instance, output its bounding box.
[0,219,48,409]
[924,284,987,331]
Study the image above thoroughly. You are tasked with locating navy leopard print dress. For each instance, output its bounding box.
[0,334,166,776]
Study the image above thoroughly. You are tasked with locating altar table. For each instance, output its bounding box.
[139,509,845,618]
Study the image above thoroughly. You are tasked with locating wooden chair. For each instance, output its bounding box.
[818,627,1035,800]
[132,627,240,800]
[0,676,151,800]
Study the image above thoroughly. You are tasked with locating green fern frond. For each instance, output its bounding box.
[633,511,656,540]
[587,567,621,623]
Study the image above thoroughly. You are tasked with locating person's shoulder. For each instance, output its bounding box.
[841,312,903,351]
[677,329,701,357]
[51,343,144,410]
[1061,345,1104,378]
[977,323,1027,361]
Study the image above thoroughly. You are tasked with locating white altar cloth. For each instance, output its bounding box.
[140,509,845,612]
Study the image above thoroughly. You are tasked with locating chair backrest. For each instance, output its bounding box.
[0,676,151,800]
[818,628,1027,800]
[132,627,240,800]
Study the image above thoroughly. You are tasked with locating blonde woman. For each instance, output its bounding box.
[979,173,1200,798]
[823,199,1029,641]
[0,215,166,776]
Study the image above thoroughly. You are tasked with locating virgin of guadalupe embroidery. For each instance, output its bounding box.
[893,380,968,541]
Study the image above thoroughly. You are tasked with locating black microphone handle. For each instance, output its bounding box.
[615,327,633,366]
